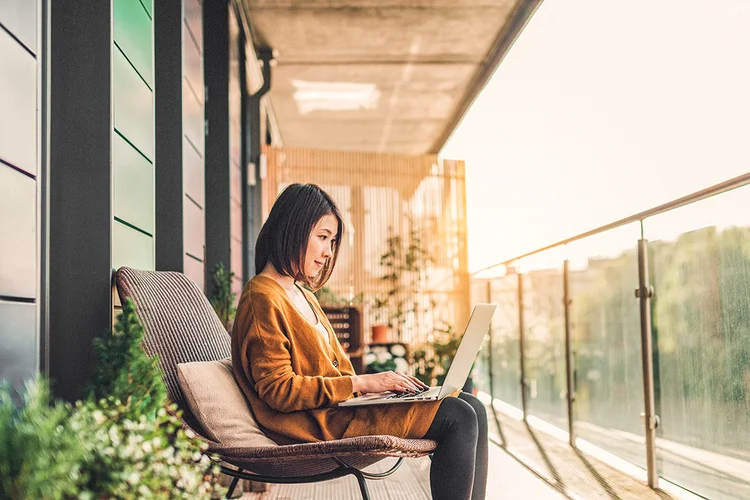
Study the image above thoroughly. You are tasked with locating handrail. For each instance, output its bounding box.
[471,171,750,276]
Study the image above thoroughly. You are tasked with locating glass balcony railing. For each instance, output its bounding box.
[471,173,750,499]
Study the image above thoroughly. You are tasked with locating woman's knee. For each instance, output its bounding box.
[459,392,487,422]
[441,397,479,436]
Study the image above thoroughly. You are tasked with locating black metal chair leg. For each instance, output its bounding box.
[225,475,240,499]
[351,469,371,500]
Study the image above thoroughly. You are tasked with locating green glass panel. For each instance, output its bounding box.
[522,254,567,431]
[113,47,153,160]
[490,273,523,410]
[0,167,36,299]
[113,134,154,234]
[646,185,750,499]
[0,301,37,391]
[140,0,152,18]
[114,0,153,86]
[470,280,492,395]
[113,220,154,271]
[567,224,644,468]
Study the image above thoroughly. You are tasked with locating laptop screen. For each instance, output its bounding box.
[439,303,497,397]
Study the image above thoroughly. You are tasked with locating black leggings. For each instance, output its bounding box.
[422,392,488,500]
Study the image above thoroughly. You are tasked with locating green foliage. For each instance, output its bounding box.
[567,224,750,454]
[365,358,397,374]
[86,298,166,419]
[0,300,222,499]
[70,400,220,499]
[0,380,85,500]
[411,324,461,386]
[208,263,237,330]
[371,225,430,340]
[314,285,363,308]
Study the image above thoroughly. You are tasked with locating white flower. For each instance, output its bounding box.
[394,358,409,373]
[376,351,392,364]
[92,410,105,425]
[390,344,406,357]
[364,352,377,365]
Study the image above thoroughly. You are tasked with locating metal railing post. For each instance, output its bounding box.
[563,260,575,446]
[637,239,659,488]
[517,271,528,421]
[486,280,495,401]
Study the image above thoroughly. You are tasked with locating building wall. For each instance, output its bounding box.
[112,0,156,272]
[0,1,39,387]
[1,0,267,395]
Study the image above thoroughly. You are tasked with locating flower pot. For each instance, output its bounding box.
[371,324,389,343]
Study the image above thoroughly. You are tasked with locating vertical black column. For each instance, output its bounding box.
[155,0,184,272]
[48,0,112,401]
[204,0,231,278]
[247,94,261,277]
[245,48,271,279]
[240,37,252,280]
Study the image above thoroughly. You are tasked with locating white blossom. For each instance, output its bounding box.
[376,351,393,364]
[394,357,409,373]
[390,344,406,357]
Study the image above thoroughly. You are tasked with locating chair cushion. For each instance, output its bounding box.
[177,358,278,448]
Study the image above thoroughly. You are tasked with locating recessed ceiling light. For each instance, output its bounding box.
[292,80,381,114]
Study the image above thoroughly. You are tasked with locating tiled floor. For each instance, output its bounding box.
[238,438,563,499]
[235,397,694,499]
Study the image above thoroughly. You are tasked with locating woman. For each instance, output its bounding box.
[231,183,488,500]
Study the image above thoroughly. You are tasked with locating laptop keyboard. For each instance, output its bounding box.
[386,386,435,399]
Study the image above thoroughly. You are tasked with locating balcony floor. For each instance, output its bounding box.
[237,397,693,499]
[240,439,562,499]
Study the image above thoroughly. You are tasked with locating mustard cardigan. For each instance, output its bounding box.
[231,275,443,445]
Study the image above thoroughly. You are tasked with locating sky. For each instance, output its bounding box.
[441,0,750,273]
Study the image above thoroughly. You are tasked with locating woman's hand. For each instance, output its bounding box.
[351,371,429,395]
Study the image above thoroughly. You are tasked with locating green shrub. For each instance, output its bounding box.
[0,380,85,500]
[70,400,219,499]
[86,299,167,419]
[0,299,222,499]
[208,263,237,331]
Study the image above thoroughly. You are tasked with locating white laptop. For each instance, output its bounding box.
[339,303,496,407]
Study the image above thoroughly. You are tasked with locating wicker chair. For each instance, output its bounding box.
[114,267,437,499]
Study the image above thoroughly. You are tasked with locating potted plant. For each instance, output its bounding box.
[369,296,391,344]
[369,225,430,343]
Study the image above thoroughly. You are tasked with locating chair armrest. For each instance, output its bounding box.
[210,435,438,463]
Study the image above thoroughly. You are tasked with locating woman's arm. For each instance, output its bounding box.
[246,303,353,413]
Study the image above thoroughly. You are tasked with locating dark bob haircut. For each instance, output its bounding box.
[254,183,344,291]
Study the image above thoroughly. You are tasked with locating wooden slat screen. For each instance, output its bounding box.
[262,146,470,348]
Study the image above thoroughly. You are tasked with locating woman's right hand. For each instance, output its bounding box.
[350,371,429,395]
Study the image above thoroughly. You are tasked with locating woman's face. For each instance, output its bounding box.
[304,214,339,278]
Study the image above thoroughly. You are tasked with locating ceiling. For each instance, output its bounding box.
[243,0,541,155]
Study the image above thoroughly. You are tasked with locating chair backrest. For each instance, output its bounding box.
[114,267,231,425]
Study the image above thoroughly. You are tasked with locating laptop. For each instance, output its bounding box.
[339,303,496,407]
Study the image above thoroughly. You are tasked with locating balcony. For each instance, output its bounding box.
[2,0,749,498]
